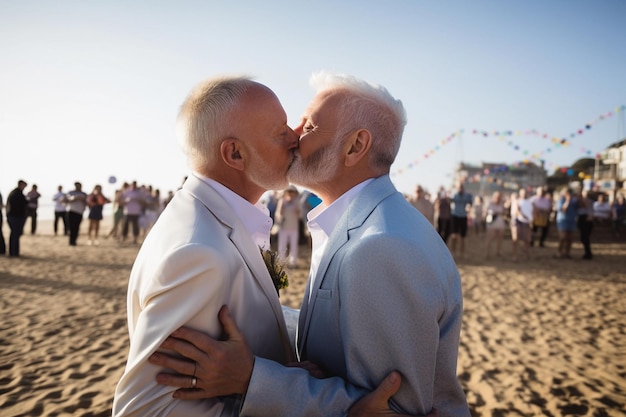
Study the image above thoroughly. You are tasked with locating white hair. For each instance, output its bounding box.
[177,75,256,173]
[309,71,407,169]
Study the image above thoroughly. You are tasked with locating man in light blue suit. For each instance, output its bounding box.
[152,72,469,416]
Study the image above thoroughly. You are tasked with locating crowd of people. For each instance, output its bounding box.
[3,174,624,263]
[0,179,176,257]
[407,182,626,262]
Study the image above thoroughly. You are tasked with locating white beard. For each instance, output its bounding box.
[287,140,342,188]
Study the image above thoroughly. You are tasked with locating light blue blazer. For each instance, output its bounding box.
[241,175,469,417]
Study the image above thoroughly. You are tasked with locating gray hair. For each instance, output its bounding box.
[309,71,407,169]
[177,75,256,172]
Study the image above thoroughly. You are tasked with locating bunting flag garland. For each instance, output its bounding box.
[391,105,626,180]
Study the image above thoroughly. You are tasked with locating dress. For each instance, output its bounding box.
[276,197,300,266]
[485,201,506,230]
[88,194,107,220]
[556,196,578,232]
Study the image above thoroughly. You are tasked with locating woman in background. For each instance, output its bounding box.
[87,184,111,245]
[275,186,301,268]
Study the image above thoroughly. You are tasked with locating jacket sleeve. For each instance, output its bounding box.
[241,357,368,417]
[113,244,232,417]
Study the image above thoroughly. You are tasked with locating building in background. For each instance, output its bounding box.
[593,138,626,199]
[453,161,547,199]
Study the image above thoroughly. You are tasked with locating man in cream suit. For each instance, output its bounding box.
[112,76,300,416]
[151,72,469,416]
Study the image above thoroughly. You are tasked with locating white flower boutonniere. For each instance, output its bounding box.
[260,248,289,296]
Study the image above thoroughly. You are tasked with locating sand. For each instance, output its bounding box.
[1,217,625,416]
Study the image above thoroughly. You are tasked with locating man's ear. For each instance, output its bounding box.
[220,138,244,170]
[345,129,372,167]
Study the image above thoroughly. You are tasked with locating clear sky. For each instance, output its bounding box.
[2,0,625,213]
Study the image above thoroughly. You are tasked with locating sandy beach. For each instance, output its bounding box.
[1,217,625,416]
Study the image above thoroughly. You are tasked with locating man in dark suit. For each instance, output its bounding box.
[6,180,28,257]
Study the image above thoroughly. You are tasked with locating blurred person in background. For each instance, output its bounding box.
[409,185,434,226]
[67,182,88,246]
[555,188,578,259]
[6,180,28,256]
[577,189,594,260]
[612,194,626,237]
[484,191,507,259]
[275,185,301,268]
[52,185,68,236]
[530,187,552,248]
[87,184,111,245]
[25,184,41,235]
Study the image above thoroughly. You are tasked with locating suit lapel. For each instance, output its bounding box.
[297,176,398,358]
[183,175,294,362]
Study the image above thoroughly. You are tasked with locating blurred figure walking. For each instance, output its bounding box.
[52,185,68,236]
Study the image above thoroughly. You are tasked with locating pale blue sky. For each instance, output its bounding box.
[1,0,625,211]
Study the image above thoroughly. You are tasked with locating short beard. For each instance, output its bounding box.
[249,152,290,191]
[287,139,343,188]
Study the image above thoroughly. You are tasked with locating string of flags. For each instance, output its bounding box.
[391,105,626,180]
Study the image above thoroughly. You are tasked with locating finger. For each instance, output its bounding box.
[170,326,220,353]
[155,372,198,389]
[158,335,206,364]
[217,305,244,342]
[371,371,402,404]
[148,351,195,376]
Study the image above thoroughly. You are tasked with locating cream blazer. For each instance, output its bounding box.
[113,174,291,416]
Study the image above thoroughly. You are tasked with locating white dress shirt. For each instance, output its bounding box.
[196,174,273,250]
[306,179,373,298]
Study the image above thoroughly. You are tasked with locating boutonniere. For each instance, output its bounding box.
[260,248,289,296]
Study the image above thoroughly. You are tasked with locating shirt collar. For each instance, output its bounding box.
[195,173,272,250]
[307,178,374,238]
